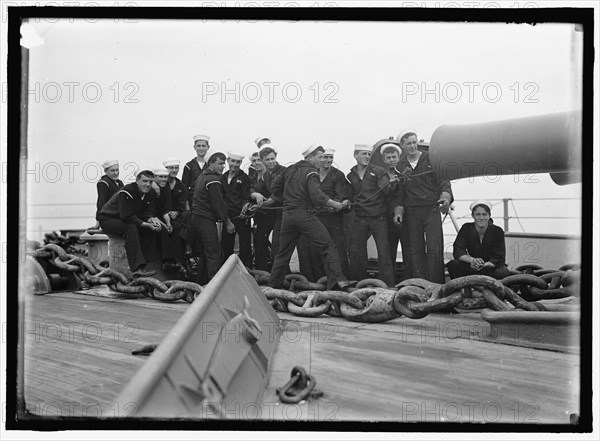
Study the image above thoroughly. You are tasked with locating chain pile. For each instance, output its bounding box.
[27,243,203,303]
[248,266,581,324]
[27,243,580,321]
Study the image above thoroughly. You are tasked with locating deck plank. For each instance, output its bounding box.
[24,291,189,417]
[23,291,580,423]
[263,315,579,423]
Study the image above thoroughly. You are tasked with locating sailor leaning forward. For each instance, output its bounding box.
[97,170,161,277]
[266,144,356,291]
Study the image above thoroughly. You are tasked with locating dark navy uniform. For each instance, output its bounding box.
[447,219,511,280]
[221,169,252,267]
[268,160,346,291]
[266,163,287,263]
[98,182,159,271]
[182,158,209,262]
[191,168,229,282]
[155,184,184,263]
[182,157,208,207]
[387,167,408,283]
[347,163,397,287]
[250,169,276,271]
[297,166,351,281]
[95,175,123,221]
[398,151,453,283]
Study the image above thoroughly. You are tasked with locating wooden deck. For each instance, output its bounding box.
[24,290,189,418]
[23,290,580,423]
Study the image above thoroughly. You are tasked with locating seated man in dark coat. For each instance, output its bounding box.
[98,170,161,277]
[447,200,512,280]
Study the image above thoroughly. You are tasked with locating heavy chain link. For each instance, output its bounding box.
[27,243,203,303]
[28,243,580,317]
[250,266,581,324]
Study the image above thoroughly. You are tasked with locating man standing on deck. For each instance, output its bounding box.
[347,145,403,287]
[297,147,352,281]
[94,159,123,228]
[221,151,253,267]
[248,151,274,271]
[267,144,356,291]
[380,143,407,284]
[396,128,453,284]
[98,170,161,277]
[162,157,192,276]
[257,145,287,264]
[190,152,236,283]
[182,134,211,207]
[248,136,271,181]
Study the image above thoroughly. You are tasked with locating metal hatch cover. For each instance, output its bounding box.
[116,254,281,419]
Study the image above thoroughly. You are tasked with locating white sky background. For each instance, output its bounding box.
[24,17,583,238]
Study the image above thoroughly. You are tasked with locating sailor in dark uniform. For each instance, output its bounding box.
[259,145,287,264]
[380,143,407,284]
[396,128,453,284]
[248,136,271,181]
[297,147,352,281]
[98,170,161,277]
[162,157,191,275]
[347,145,403,287]
[153,167,184,273]
[94,159,123,227]
[248,151,274,271]
[190,152,235,283]
[182,133,211,208]
[182,134,211,275]
[221,151,253,267]
[267,144,356,291]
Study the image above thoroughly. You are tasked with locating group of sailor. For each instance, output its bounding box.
[94,130,511,287]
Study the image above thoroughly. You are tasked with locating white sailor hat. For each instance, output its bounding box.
[255,136,271,147]
[102,159,118,169]
[249,151,261,161]
[153,167,169,176]
[227,151,245,161]
[193,134,210,142]
[469,200,492,212]
[322,148,335,156]
[302,143,323,159]
[354,144,372,153]
[163,157,180,167]
[258,143,278,154]
[379,143,402,156]
[396,128,418,143]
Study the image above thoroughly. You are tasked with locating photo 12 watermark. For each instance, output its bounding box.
[401,81,540,104]
[2,81,141,104]
[202,81,340,104]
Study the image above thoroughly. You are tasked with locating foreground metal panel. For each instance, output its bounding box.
[116,254,281,419]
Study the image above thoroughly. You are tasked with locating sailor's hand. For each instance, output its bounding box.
[166,223,173,233]
[437,198,450,214]
[144,221,161,231]
[480,261,494,270]
[168,211,179,219]
[389,175,399,183]
[253,193,264,207]
[331,201,344,212]
[470,257,485,270]
[226,219,236,234]
[393,214,403,228]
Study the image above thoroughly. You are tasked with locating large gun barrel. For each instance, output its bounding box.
[429,110,582,185]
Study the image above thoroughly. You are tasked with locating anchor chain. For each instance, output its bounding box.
[27,243,203,303]
[254,265,580,324]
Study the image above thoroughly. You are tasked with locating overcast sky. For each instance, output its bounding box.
[20,17,583,237]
